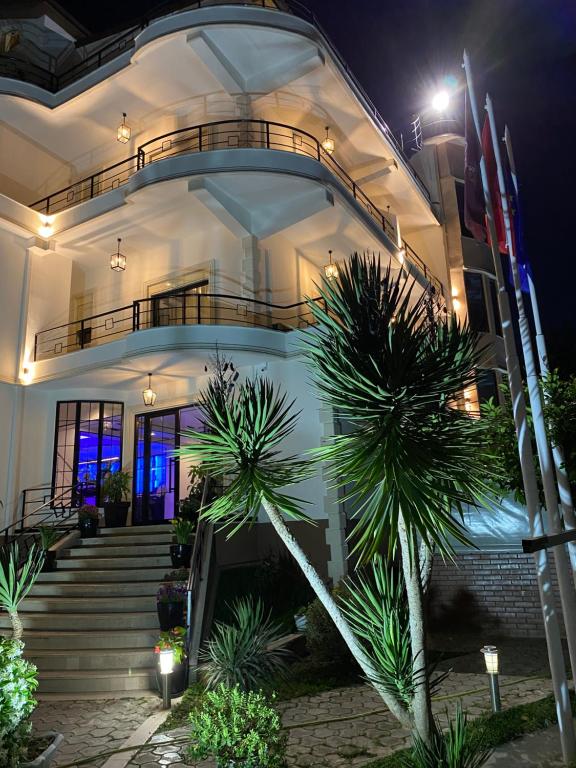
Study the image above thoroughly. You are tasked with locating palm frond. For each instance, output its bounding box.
[0,542,44,612]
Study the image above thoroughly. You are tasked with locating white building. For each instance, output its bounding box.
[0,0,511,694]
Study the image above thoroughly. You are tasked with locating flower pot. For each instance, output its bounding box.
[22,732,64,768]
[42,551,57,572]
[170,543,192,568]
[157,601,186,631]
[155,659,188,698]
[104,501,129,528]
[78,517,99,538]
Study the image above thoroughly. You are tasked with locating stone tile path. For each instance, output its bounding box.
[485,725,565,766]
[32,696,161,768]
[125,673,553,768]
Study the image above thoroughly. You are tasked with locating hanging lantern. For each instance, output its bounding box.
[110,238,126,272]
[324,249,339,281]
[321,126,335,155]
[142,373,157,407]
[117,112,131,144]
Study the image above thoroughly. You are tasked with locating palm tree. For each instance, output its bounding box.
[0,542,45,640]
[302,253,492,741]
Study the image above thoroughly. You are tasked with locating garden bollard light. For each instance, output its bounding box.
[159,648,175,710]
[481,645,501,712]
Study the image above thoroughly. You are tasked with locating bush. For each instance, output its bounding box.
[303,586,351,663]
[0,638,38,768]
[405,707,491,768]
[200,597,291,691]
[187,684,286,767]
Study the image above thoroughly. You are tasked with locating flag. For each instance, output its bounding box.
[481,116,508,253]
[464,91,487,242]
[504,126,531,293]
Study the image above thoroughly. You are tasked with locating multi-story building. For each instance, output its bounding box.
[0,0,517,694]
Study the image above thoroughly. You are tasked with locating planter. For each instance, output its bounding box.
[155,659,188,697]
[157,601,186,631]
[104,501,129,528]
[78,517,99,538]
[41,551,57,572]
[170,543,192,568]
[22,732,64,768]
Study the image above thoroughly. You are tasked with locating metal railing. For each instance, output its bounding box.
[34,291,321,361]
[29,118,441,295]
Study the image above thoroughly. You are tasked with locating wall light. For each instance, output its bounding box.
[110,238,126,272]
[20,366,32,384]
[117,112,131,144]
[431,90,450,113]
[142,373,157,407]
[38,216,54,238]
[321,126,335,155]
[324,249,339,281]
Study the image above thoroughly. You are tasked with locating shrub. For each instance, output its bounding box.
[162,568,190,582]
[404,707,492,768]
[171,517,196,544]
[199,597,291,691]
[37,526,60,551]
[303,586,351,663]
[157,582,187,604]
[0,638,38,768]
[78,505,99,520]
[187,684,286,767]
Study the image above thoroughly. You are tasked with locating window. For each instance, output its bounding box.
[477,369,499,404]
[464,272,489,333]
[52,401,123,508]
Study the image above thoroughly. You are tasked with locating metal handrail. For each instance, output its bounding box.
[1,483,86,544]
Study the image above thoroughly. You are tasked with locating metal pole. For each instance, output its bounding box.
[463,51,576,763]
[489,674,501,713]
[487,95,576,684]
[503,125,576,571]
[162,673,171,710]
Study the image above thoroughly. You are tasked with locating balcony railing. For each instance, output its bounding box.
[34,291,322,361]
[29,118,443,296]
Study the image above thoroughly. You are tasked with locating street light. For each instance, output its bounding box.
[431,90,450,113]
[481,645,501,712]
[159,648,174,710]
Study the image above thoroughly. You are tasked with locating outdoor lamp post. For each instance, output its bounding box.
[481,645,501,712]
[159,648,174,709]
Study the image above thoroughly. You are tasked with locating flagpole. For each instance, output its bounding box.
[486,91,576,686]
[504,125,576,566]
[463,50,576,763]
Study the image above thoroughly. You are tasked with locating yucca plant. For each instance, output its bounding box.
[199,597,290,691]
[0,542,45,640]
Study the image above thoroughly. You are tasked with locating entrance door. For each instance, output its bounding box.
[151,280,208,328]
[133,405,203,525]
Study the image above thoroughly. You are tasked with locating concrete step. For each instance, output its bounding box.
[37,669,155,694]
[0,611,158,631]
[28,647,155,671]
[29,581,160,597]
[99,525,173,536]
[35,567,169,583]
[21,629,159,651]
[20,595,157,614]
[75,533,173,547]
[56,555,172,569]
[65,544,173,558]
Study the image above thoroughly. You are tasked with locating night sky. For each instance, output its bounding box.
[61,0,576,365]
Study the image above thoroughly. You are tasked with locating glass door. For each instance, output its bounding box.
[151,280,208,328]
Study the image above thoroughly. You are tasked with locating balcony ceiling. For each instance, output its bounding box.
[0,6,436,231]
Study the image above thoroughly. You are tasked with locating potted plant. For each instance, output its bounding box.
[156,581,187,630]
[0,637,63,768]
[187,684,287,768]
[162,567,190,583]
[78,505,99,538]
[37,527,60,572]
[170,517,195,567]
[154,626,188,697]
[101,470,131,528]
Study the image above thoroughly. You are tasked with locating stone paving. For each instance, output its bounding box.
[31,696,161,768]
[125,673,554,768]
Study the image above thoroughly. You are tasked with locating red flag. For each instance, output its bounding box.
[482,117,508,253]
[464,92,486,243]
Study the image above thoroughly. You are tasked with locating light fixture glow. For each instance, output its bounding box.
[431,90,450,112]
[159,648,175,675]
[324,249,339,281]
[110,238,126,272]
[397,248,406,266]
[453,298,462,311]
[117,112,131,143]
[321,126,335,155]
[142,372,157,407]
[481,645,499,675]
[38,216,54,238]
[20,366,32,384]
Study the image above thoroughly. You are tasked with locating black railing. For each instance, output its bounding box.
[34,291,320,361]
[29,118,441,295]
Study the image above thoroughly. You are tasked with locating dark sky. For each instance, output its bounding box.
[61,0,576,355]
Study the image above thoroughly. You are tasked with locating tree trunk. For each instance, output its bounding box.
[398,516,433,745]
[261,498,411,728]
[9,609,23,641]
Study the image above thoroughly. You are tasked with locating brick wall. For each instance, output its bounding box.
[430,551,567,638]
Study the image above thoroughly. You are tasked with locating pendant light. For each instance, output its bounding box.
[321,126,335,155]
[117,112,131,143]
[323,249,339,281]
[110,238,126,272]
[142,373,157,407]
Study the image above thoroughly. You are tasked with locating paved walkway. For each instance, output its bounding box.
[126,673,554,768]
[486,725,565,766]
[32,696,160,768]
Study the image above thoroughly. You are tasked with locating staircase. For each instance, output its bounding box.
[0,525,173,697]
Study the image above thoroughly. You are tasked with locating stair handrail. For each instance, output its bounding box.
[1,483,87,545]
